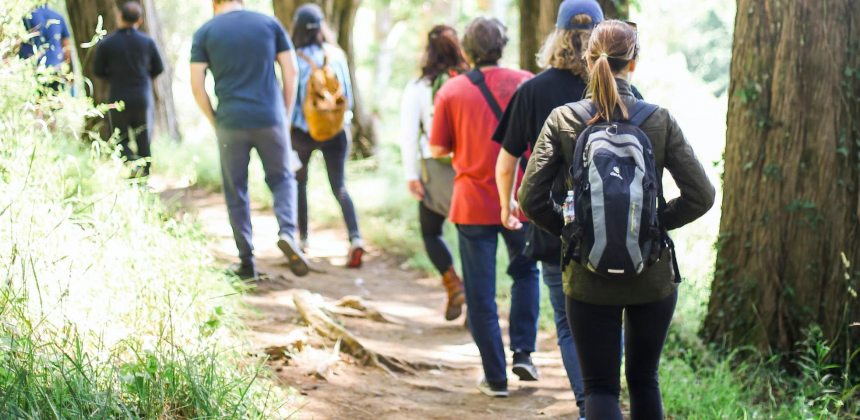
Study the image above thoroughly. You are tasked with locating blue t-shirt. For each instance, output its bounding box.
[190,10,294,129]
[291,43,353,133]
[19,6,70,67]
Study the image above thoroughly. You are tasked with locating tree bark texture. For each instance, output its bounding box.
[273,0,377,158]
[702,0,860,367]
[65,0,181,141]
[518,0,562,74]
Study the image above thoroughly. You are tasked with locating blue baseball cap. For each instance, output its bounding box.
[556,0,604,30]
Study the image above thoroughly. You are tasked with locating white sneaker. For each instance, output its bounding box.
[476,375,508,398]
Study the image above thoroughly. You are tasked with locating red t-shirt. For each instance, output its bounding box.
[430,68,534,225]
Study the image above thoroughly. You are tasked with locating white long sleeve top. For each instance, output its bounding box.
[399,77,434,181]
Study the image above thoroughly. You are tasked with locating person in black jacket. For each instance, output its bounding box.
[93,1,164,176]
[493,2,645,417]
[519,20,716,419]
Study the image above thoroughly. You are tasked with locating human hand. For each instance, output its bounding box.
[501,200,523,230]
[408,180,425,201]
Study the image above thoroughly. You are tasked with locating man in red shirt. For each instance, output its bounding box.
[430,17,540,398]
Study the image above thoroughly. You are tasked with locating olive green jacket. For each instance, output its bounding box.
[519,79,716,305]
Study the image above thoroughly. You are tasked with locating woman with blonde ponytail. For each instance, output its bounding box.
[519,20,717,419]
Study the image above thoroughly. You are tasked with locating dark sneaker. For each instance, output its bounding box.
[476,375,508,398]
[346,237,364,269]
[512,352,540,381]
[277,234,310,277]
[228,263,258,281]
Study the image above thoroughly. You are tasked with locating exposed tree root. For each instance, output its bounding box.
[293,289,420,377]
[328,295,402,324]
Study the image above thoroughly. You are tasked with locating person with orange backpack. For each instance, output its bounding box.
[289,4,363,267]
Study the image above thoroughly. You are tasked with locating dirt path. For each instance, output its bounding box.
[159,182,581,419]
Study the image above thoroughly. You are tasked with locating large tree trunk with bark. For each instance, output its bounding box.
[518,0,561,74]
[702,0,860,367]
[65,0,181,141]
[273,0,377,158]
[519,0,626,74]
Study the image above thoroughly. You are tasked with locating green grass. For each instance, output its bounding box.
[0,3,293,417]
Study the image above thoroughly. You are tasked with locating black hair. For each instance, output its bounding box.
[120,2,142,24]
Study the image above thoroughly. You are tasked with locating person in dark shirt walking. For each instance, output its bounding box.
[190,0,310,281]
[93,2,164,176]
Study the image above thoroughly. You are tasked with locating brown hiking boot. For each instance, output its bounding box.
[442,266,465,321]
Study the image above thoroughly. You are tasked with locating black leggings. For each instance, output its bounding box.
[292,128,360,241]
[566,290,677,420]
[419,201,454,274]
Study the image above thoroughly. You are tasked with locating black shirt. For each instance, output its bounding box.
[93,28,164,108]
[491,68,643,264]
[493,68,589,157]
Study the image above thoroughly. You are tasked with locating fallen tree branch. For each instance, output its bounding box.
[292,289,418,377]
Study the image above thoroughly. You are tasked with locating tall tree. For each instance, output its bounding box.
[66,0,181,141]
[597,0,628,20]
[519,0,627,74]
[272,0,377,158]
[702,0,860,366]
[518,0,561,74]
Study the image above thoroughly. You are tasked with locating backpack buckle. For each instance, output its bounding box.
[605,124,618,136]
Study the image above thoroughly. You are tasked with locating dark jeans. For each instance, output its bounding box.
[457,223,540,388]
[108,105,153,174]
[419,201,454,274]
[292,128,360,240]
[567,290,678,420]
[543,263,585,414]
[215,124,297,266]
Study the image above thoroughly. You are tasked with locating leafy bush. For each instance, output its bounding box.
[0,1,291,418]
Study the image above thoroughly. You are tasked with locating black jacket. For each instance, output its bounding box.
[93,28,164,108]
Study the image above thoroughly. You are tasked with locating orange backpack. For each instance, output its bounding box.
[296,50,348,141]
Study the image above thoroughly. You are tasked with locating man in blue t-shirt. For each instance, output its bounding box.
[190,0,310,280]
[20,4,71,91]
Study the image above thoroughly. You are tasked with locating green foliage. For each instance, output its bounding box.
[0,2,291,417]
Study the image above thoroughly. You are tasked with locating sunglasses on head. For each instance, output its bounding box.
[624,21,638,32]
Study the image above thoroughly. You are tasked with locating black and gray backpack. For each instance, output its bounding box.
[562,100,681,281]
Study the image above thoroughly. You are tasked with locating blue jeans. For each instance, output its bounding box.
[543,262,586,414]
[216,124,298,266]
[457,224,541,388]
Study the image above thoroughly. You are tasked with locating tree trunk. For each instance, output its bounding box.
[597,0,628,20]
[702,0,860,367]
[518,0,562,74]
[65,0,181,141]
[273,0,378,158]
[139,0,181,141]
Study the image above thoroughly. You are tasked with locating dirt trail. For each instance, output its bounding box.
[159,182,581,419]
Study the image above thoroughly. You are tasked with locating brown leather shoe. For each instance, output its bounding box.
[442,266,466,321]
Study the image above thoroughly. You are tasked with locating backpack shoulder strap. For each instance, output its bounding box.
[566,101,597,126]
[626,101,660,127]
[466,69,503,120]
[296,50,318,70]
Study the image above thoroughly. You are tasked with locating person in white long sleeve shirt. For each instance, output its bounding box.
[399,25,469,321]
